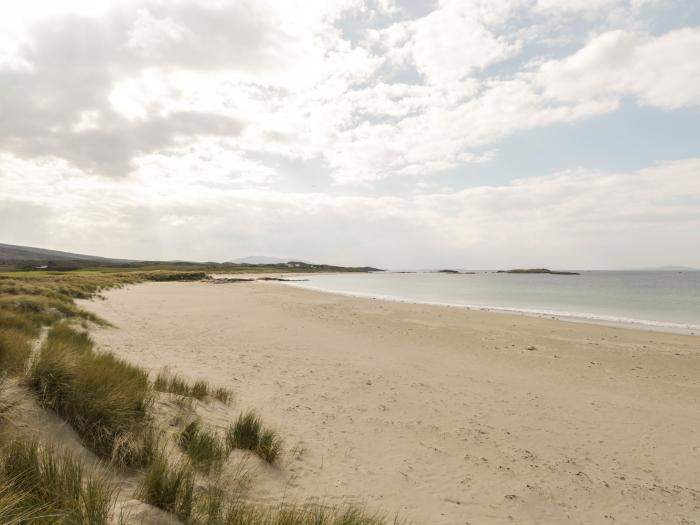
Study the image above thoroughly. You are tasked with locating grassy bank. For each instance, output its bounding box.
[0,440,115,524]
[27,324,154,465]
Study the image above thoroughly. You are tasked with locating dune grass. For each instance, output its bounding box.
[212,387,234,405]
[205,501,393,525]
[0,328,32,374]
[154,369,191,397]
[136,454,195,521]
[0,482,38,525]
[226,410,284,464]
[137,457,392,525]
[0,308,40,375]
[0,379,21,424]
[0,439,116,525]
[154,368,234,404]
[27,324,154,465]
[178,420,228,471]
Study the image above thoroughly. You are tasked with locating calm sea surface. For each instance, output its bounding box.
[289,271,700,333]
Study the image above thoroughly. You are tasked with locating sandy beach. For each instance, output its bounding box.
[79,280,700,524]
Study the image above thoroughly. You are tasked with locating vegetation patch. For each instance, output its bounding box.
[206,501,393,525]
[137,458,392,525]
[27,324,153,465]
[0,327,32,374]
[212,387,234,405]
[154,368,234,404]
[136,454,195,521]
[226,410,284,464]
[178,420,228,471]
[0,379,21,423]
[0,439,116,525]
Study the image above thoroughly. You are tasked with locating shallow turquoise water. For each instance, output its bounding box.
[291,271,700,333]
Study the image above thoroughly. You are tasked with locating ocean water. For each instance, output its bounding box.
[289,271,700,333]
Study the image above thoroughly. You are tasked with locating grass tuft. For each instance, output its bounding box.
[154,369,191,397]
[178,420,228,471]
[0,327,32,374]
[213,387,234,405]
[0,439,116,524]
[0,379,21,423]
[154,368,234,404]
[112,426,162,469]
[27,324,153,464]
[191,380,210,400]
[136,454,195,521]
[226,410,284,464]
[136,462,392,525]
[192,487,392,525]
[257,429,284,464]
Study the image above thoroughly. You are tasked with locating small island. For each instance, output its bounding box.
[437,269,476,274]
[498,268,580,275]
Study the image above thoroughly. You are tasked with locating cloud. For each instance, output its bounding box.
[0,1,307,176]
[537,27,700,109]
[534,0,623,13]
[0,0,696,184]
[407,0,523,86]
[2,150,698,268]
[0,109,243,176]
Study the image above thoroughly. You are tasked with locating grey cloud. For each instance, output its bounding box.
[1,108,244,176]
[0,1,283,176]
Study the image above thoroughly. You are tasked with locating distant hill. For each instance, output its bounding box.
[230,256,290,265]
[0,243,130,264]
[0,243,381,273]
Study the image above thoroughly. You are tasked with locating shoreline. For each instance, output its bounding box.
[284,280,700,336]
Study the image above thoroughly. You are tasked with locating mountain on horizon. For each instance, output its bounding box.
[0,243,130,263]
[230,256,291,265]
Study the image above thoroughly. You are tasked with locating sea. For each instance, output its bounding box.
[289,271,700,334]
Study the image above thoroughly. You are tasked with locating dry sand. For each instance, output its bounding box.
[79,280,700,524]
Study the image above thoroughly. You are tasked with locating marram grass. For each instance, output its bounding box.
[154,368,234,404]
[137,457,395,525]
[27,324,153,465]
[136,454,195,521]
[227,410,284,464]
[178,420,228,471]
[0,439,116,525]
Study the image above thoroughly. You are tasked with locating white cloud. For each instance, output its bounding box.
[126,9,190,55]
[534,0,623,13]
[407,0,523,85]
[538,27,700,109]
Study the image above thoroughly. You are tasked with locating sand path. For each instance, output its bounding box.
[79,281,700,524]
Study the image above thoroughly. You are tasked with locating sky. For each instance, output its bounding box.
[0,0,699,269]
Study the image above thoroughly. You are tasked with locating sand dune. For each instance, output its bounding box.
[79,280,700,524]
